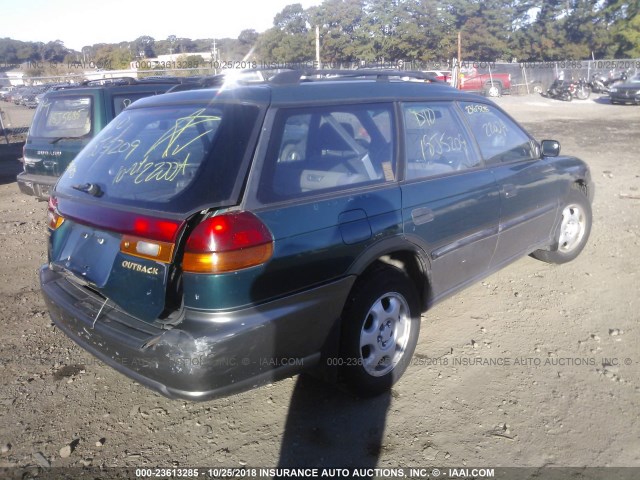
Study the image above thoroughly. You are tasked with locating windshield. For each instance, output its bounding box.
[56,103,261,214]
[630,73,640,83]
[30,96,92,139]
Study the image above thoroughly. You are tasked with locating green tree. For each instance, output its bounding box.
[133,36,155,58]
[517,0,568,60]
[93,45,133,70]
[42,40,68,63]
[606,0,640,57]
[256,4,313,63]
[308,0,368,63]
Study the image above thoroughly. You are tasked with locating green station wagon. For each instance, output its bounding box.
[18,77,188,200]
[40,70,594,400]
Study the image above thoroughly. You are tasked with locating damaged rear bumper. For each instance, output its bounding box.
[40,265,353,401]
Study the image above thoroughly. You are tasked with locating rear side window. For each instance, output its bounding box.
[30,96,92,138]
[112,92,164,116]
[460,102,535,164]
[56,103,261,213]
[258,104,396,202]
[403,102,481,180]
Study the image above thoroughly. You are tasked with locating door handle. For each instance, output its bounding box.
[502,184,518,198]
[411,207,434,225]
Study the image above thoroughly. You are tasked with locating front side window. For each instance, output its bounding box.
[258,104,395,202]
[30,96,92,139]
[403,102,482,180]
[460,102,535,164]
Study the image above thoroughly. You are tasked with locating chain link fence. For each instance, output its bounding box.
[398,58,640,93]
[0,101,35,144]
[2,57,638,145]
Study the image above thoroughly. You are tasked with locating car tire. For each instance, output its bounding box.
[484,83,502,97]
[531,188,592,264]
[340,264,420,396]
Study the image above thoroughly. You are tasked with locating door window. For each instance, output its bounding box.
[460,102,536,164]
[402,102,481,180]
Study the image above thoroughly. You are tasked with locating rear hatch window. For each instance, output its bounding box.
[30,96,92,139]
[56,103,262,215]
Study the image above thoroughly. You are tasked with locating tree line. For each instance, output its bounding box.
[1,0,638,72]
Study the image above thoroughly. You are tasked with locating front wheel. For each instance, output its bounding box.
[576,86,590,100]
[531,189,592,264]
[340,265,421,396]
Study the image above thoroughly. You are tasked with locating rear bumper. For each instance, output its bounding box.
[40,265,353,401]
[16,172,57,200]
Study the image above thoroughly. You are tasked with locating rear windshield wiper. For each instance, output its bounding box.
[72,183,104,197]
[50,136,81,144]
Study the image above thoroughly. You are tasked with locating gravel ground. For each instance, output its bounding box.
[0,94,638,478]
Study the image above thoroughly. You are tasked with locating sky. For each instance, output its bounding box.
[0,0,324,51]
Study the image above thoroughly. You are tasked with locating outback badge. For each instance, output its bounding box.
[121,260,159,276]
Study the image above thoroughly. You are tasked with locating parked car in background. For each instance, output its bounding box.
[609,73,640,104]
[41,69,593,401]
[423,68,511,96]
[423,70,454,85]
[6,86,31,104]
[18,77,192,200]
[459,67,511,97]
[0,86,15,101]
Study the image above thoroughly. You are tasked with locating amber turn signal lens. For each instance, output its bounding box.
[47,196,64,230]
[47,210,65,230]
[183,243,273,274]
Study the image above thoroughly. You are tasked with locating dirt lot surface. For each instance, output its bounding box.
[0,94,638,478]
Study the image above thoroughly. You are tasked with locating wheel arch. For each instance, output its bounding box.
[310,242,430,385]
[347,240,432,313]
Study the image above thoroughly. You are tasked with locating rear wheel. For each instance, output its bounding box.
[341,265,420,396]
[531,189,591,264]
[484,83,502,97]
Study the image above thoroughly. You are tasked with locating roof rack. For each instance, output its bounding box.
[269,69,443,85]
[164,68,442,93]
[80,76,194,87]
[165,74,227,93]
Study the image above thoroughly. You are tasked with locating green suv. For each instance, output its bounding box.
[18,77,188,200]
[40,70,593,400]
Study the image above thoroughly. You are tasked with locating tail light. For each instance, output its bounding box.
[119,216,182,263]
[183,211,273,274]
[47,196,64,230]
[52,197,184,263]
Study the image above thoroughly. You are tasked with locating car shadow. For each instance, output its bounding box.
[276,374,391,477]
[592,94,613,105]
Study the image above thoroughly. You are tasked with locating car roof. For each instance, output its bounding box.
[127,70,486,110]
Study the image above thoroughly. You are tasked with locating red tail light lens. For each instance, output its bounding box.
[183,211,273,274]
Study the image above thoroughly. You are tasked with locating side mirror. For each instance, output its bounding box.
[541,139,560,157]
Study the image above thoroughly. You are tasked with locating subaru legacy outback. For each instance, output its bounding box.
[40,70,594,400]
